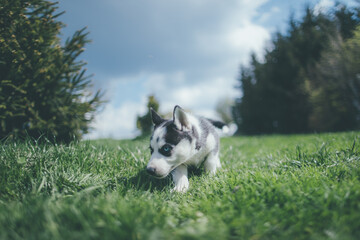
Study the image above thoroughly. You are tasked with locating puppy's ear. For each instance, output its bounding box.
[151,108,165,126]
[173,105,191,131]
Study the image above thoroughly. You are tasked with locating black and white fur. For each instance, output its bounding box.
[147,105,226,192]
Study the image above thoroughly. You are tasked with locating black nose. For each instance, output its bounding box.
[146,167,156,176]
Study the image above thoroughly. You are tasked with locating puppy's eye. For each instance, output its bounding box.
[162,145,171,152]
[159,144,172,156]
[149,146,154,154]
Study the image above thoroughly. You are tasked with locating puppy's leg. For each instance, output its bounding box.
[204,151,221,175]
[171,165,189,193]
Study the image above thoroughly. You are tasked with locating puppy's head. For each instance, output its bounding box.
[146,105,193,178]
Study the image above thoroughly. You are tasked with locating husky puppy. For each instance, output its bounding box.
[147,105,226,192]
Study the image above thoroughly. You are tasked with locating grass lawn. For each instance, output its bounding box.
[1,132,360,239]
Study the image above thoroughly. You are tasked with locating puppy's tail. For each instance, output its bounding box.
[206,118,229,133]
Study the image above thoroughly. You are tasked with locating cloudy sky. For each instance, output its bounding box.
[56,0,351,139]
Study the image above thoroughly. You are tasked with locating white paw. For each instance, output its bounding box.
[172,178,189,193]
[205,163,220,175]
[204,156,221,175]
[207,168,217,175]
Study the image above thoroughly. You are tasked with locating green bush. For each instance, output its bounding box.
[0,0,103,143]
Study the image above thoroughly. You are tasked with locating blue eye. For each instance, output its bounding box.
[160,144,172,156]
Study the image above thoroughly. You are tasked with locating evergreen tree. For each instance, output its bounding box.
[308,26,360,131]
[335,4,359,39]
[234,4,360,134]
[136,95,160,136]
[234,58,266,134]
[0,0,103,142]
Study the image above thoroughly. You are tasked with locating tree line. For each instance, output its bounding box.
[233,4,360,135]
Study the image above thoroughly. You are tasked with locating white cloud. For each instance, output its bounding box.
[225,21,270,54]
[139,70,239,115]
[165,78,237,110]
[314,0,335,14]
[84,100,146,139]
[257,6,281,24]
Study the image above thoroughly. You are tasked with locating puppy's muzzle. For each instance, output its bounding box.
[146,166,157,176]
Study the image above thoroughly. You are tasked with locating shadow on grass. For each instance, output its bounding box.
[121,166,205,192]
[123,169,172,192]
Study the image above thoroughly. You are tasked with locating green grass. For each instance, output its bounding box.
[1,132,360,240]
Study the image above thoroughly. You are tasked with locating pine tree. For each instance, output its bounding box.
[0,0,103,142]
[233,4,360,134]
[308,26,360,131]
[136,95,160,136]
